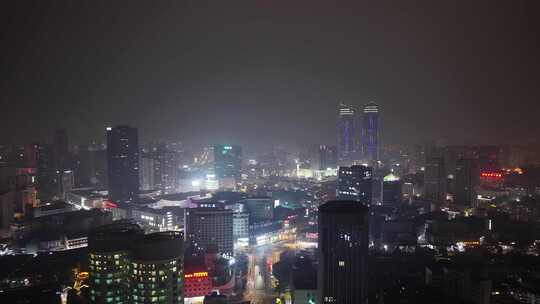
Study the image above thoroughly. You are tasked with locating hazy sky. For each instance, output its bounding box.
[2,0,539,149]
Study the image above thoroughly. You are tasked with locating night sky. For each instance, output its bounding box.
[2,0,539,150]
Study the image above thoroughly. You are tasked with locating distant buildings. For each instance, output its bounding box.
[337,165,372,205]
[311,144,337,171]
[360,102,380,164]
[185,207,234,256]
[106,126,139,203]
[337,103,358,164]
[424,157,447,204]
[213,145,241,189]
[455,158,479,208]
[318,201,369,304]
[139,156,156,191]
[382,173,402,206]
[88,223,184,304]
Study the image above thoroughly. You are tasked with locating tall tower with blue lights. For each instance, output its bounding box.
[337,103,358,164]
[361,102,380,163]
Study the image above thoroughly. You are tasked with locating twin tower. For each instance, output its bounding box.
[338,102,380,165]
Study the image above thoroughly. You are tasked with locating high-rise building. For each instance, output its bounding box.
[76,147,108,188]
[232,212,249,242]
[53,128,69,170]
[36,143,59,200]
[382,173,402,206]
[213,145,241,189]
[185,207,234,256]
[360,102,380,163]
[311,145,338,171]
[424,157,447,204]
[337,103,358,163]
[106,126,139,203]
[88,223,184,304]
[337,165,372,205]
[139,156,156,191]
[132,232,184,304]
[455,158,479,208]
[149,143,179,193]
[318,201,369,304]
[241,197,274,223]
[88,222,143,304]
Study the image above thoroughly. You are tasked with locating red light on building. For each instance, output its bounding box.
[480,172,502,178]
[184,270,212,298]
[184,271,208,279]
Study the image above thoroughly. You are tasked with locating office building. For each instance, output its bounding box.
[107,126,140,203]
[233,212,249,241]
[424,157,447,204]
[36,143,59,200]
[241,197,274,223]
[213,145,241,189]
[311,144,338,171]
[76,147,108,188]
[89,223,184,304]
[337,103,358,163]
[382,173,402,206]
[318,201,369,304]
[360,102,380,163]
[337,165,372,205]
[140,156,156,191]
[455,158,479,208]
[185,207,234,256]
[153,144,179,193]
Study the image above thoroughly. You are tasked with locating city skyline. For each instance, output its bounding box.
[2,2,540,303]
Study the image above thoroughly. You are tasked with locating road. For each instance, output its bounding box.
[243,241,291,304]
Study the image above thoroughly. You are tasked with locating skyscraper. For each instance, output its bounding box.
[361,102,380,163]
[455,158,479,208]
[424,157,447,204]
[106,126,139,203]
[213,145,241,189]
[318,201,369,304]
[337,103,358,163]
[311,144,338,171]
[337,165,372,205]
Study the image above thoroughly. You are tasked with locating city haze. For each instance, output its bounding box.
[2,0,540,148]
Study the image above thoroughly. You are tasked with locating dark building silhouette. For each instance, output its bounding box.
[360,102,380,163]
[455,158,479,208]
[424,157,447,204]
[318,201,369,304]
[337,165,372,205]
[106,126,139,203]
[382,173,402,206]
[475,145,500,172]
[337,103,358,164]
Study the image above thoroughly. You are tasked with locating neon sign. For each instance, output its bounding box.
[184,272,208,279]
